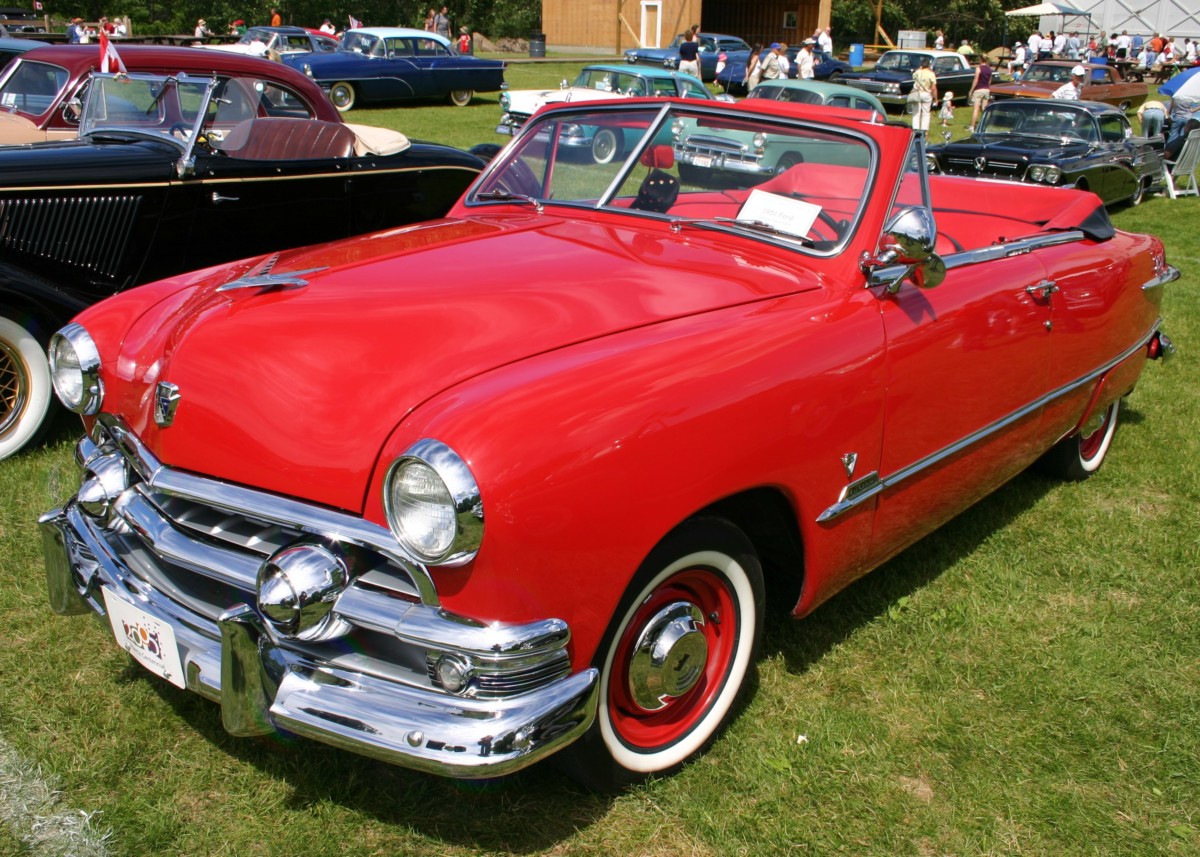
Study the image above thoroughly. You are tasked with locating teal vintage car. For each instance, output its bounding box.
[498,64,729,164]
[674,81,882,182]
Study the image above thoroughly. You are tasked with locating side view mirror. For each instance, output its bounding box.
[62,97,83,123]
[861,206,946,294]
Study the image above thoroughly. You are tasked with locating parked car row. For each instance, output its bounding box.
[0,41,1182,793]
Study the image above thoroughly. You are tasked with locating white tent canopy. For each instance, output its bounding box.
[1005,2,1090,17]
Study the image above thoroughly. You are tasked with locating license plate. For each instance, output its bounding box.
[692,154,713,168]
[102,589,186,688]
[495,124,513,135]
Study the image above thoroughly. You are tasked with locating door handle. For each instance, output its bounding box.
[1025,279,1059,300]
[211,192,239,204]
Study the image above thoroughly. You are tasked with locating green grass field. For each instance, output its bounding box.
[0,61,1196,857]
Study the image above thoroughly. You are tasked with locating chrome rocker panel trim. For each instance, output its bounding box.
[818,318,1163,522]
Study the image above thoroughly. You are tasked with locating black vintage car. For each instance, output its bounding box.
[839,49,976,108]
[0,66,484,460]
[926,99,1165,207]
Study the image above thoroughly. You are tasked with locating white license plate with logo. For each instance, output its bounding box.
[102,589,186,689]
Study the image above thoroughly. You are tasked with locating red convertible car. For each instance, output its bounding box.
[40,97,1178,788]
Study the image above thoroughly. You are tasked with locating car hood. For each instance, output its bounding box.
[505,86,622,113]
[990,82,1055,97]
[107,214,820,513]
[936,133,1091,159]
[842,69,911,82]
[0,136,180,185]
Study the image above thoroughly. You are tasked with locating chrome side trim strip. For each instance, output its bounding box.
[96,414,439,606]
[818,320,1160,522]
[1143,264,1181,291]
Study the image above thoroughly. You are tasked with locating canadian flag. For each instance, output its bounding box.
[32,0,42,9]
[348,15,361,29]
[99,31,126,74]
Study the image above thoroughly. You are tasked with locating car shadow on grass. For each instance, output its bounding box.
[123,403,1146,851]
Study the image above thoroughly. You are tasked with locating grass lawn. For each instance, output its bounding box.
[0,61,1196,856]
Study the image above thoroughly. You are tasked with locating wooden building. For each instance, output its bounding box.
[543,0,832,54]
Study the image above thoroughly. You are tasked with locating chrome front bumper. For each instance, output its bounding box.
[40,435,598,778]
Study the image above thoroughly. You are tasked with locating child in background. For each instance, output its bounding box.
[940,91,955,127]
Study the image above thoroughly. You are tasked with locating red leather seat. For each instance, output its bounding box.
[219,118,357,161]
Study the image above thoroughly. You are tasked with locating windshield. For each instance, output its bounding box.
[979,102,1096,141]
[471,103,874,254]
[80,73,214,143]
[341,31,380,55]
[0,59,67,116]
[875,52,923,72]
[1020,64,1075,83]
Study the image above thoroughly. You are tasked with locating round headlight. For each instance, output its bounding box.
[1028,165,1046,182]
[1045,166,1062,184]
[384,439,483,566]
[926,153,939,172]
[499,92,510,110]
[752,132,767,149]
[49,323,102,414]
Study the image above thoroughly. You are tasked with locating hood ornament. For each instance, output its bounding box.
[217,267,328,293]
[154,382,181,427]
[974,156,987,172]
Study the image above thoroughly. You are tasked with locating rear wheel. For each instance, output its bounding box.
[1036,399,1120,481]
[558,517,764,790]
[1129,176,1146,206]
[447,88,474,107]
[328,81,356,112]
[0,316,53,460]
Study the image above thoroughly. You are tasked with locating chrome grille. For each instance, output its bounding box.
[682,134,749,157]
[944,157,1023,177]
[0,194,140,278]
[843,79,890,94]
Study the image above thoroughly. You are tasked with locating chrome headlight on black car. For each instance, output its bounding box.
[384,439,483,566]
[49,323,103,414]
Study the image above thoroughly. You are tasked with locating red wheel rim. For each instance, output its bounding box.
[1079,403,1114,462]
[607,568,738,751]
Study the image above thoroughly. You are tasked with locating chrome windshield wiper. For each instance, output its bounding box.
[475,190,543,210]
[671,216,814,246]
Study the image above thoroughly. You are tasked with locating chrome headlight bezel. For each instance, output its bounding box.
[49,322,103,415]
[383,439,483,567]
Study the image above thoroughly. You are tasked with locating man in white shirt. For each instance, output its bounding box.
[1115,30,1132,59]
[818,27,832,55]
[1053,32,1067,56]
[1027,32,1042,61]
[1008,41,1027,77]
[1052,65,1085,99]
[796,40,815,79]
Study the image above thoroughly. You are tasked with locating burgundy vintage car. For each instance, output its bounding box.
[0,44,345,144]
[40,96,1178,788]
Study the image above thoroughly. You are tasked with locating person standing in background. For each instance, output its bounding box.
[434,6,450,40]
[910,56,937,132]
[795,39,815,80]
[678,30,700,78]
[269,7,281,26]
[968,56,992,133]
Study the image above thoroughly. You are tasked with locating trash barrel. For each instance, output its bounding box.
[849,43,864,67]
[529,32,546,58]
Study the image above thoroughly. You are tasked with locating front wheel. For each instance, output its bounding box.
[1036,399,1120,481]
[0,316,53,460]
[1129,176,1146,206]
[558,517,764,790]
[447,88,474,107]
[591,128,622,164]
[328,81,356,112]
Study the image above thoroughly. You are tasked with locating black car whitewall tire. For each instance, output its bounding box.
[0,316,52,460]
[329,81,356,111]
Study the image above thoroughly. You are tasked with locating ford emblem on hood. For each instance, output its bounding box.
[154,382,181,427]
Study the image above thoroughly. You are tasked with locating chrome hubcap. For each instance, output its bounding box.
[627,601,708,711]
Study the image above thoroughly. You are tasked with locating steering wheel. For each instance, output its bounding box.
[813,208,848,243]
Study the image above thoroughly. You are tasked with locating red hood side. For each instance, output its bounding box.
[105,215,823,513]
